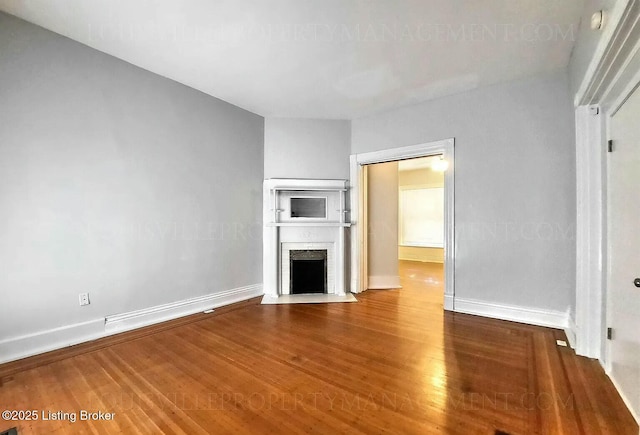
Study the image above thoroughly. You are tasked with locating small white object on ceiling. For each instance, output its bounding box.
[591,10,604,30]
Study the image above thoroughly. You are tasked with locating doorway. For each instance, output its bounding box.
[349,139,455,310]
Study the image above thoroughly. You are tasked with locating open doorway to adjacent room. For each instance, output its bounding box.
[397,156,446,305]
[350,139,454,310]
[361,156,445,306]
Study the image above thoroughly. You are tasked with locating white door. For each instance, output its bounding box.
[607,83,640,419]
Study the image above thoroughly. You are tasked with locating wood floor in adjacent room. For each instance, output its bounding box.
[0,260,637,434]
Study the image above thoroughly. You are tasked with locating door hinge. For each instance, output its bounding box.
[607,327,613,340]
[608,140,614,152]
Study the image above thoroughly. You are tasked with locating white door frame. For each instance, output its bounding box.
[574,0,640,360]
[349,138,455,310]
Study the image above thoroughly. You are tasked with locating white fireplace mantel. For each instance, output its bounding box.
[263,179,350,297]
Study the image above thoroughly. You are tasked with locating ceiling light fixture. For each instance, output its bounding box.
[431,156,449,172]
[591,10,604,30]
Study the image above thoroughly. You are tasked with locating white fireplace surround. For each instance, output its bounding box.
[263,179,350,297]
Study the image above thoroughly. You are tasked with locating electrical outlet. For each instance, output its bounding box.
[79,293,90,306]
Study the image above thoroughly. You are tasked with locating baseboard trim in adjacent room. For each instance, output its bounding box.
[398,247,444,264]
[454,297,569,330]
[0,284,262,366]
[105,284,263,334]
[367,275,402,289]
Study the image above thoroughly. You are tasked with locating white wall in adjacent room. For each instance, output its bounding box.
[398,167,445,263]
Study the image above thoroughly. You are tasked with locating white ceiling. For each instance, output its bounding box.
[0,0,584,119]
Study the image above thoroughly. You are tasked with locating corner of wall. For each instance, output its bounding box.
[565,308,577,349]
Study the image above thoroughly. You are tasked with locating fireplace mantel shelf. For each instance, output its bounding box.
[266,222,351,228]
[271,187,348,192]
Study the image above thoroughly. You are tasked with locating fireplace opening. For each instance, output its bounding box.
[290,250,327,294]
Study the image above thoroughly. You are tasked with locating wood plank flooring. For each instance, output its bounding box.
[0,260,637,434]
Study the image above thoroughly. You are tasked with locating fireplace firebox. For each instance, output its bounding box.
[290,250,328,294]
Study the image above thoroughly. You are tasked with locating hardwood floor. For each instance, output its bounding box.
[0,260,637,434]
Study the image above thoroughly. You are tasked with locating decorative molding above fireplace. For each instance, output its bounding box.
[263,179,350,297]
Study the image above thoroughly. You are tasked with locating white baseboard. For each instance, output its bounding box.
[444,294,454,311]
[0,318,106,365]
[0,284,262,364]
[565,314,577,349]
[454,297,569,330]
[367,275,402,289]
[105,284,262,334]
[398,256,444,263]
[607,370,640,425]
[398,247,444,264]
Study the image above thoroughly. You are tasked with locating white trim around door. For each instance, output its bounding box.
[349,138,455,310]
[574,0,640,361]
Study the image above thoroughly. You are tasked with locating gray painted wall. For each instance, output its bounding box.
[264,118,351,180]
[0,13,264,342]
[367,162,399,282]
[352,71,576,313]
